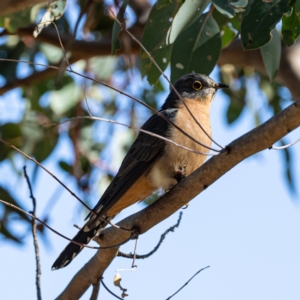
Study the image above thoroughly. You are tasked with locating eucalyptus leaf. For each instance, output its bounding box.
[0,8,31,33]
[49,81,82,115]
[226,94,246,123]
[295,0,300,15]
[221,25,237,47]
[170,13,221,83]
[111,0,129,55]
[241,0,290,49]
[0,40,26,81]
[40,43,64,64]
[282,4,300,46]
[165,0,210,44]
[89,56,117,80]
[260,29,281,80]
[33,0,67,38]
[213,0,236,18]
[213,0,247,18]
[141,0,180,83]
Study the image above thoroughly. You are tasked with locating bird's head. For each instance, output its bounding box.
[161,73,228,110]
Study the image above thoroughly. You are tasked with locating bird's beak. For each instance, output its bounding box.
[215,83,229,89]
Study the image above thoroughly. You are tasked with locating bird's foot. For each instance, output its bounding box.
[174,165,187,183]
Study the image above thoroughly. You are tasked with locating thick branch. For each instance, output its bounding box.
[56,99,300,299]
[218,39,300,99]
[0,0,45,16]
[2,24,300,99]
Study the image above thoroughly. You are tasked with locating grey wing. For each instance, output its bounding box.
[88,108,178,217]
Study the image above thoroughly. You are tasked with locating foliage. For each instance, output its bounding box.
[0,0,299,244]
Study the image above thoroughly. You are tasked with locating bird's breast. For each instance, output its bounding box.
[148,101,212,190]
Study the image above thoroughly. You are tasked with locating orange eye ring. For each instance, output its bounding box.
[192,81,202,90]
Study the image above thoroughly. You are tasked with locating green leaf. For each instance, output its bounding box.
[88,56,118,80]
[34,0,67,37]
[213,0,236,18]
[231,0,248,11]
[59,161,72,173]
[0,39,26,81]
[0,223,22,244]
[226,95,246,123]
[0,186,31,243]
[0,8,31,33]
[49,81,82,115]
[33,137,59,162]
[40,43,64,64]
[295,0,300,15]
[165,0,210,44]
[221,25,237,47]
[260,29,281,80]
[241,0,290,49]
[111,0,129,55]
[0,123,21,139]
[0,123,21,161]
[0,187,30,223]
[170,13,221,83]
[141,0,180,84]
[21,116,59,162]
[143,45,173,85]
[213,0,247,18]
[282,4,300,46]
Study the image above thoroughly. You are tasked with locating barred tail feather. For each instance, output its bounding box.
[51,219,107,270]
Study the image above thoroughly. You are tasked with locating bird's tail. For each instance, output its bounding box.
[51,217,108,270]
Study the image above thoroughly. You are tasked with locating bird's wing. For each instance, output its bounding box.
[89,108,178,217]
[52,108,178,270]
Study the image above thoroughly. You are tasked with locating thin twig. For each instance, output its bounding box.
[50,21,73,71]
[0,57,221,153]
[47,116,216,156]
[117,212,182,259]
[55,1,93,83]
[0,198,133,250]
[110,7,223,151]
[165,266,210,300]
[270,137,300,150]
[0,138,94,214]
[101,279,123,300]
[131,236,138,268]
[1,139,134,233]
[23,166,42,300]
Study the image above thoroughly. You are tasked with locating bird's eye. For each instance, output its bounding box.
[192,81,202,90]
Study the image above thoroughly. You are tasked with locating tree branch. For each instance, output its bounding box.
[218,39,300,99]
[166,266,210,300]
[0,0,44,16]
[23,166,42,300]
[55,99,300,299]
[117,211,183,259]
[2,24,300,100]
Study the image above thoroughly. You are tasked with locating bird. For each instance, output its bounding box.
[52,73,228,270]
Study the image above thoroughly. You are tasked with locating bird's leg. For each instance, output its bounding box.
[173,165,189,209]
[174,165,186,183]
[164,165,187,193]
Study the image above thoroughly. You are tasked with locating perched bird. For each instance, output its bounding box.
[52,73,228,270]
